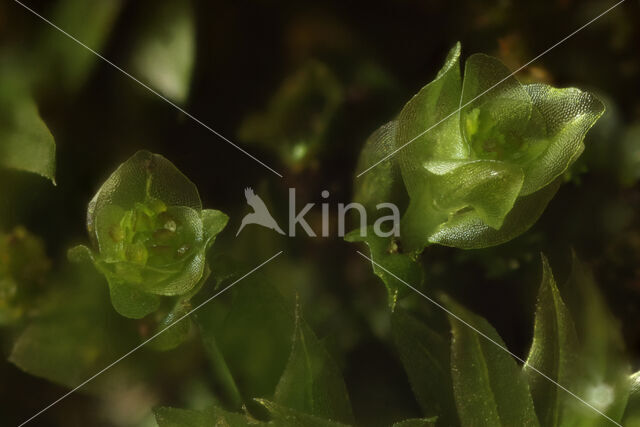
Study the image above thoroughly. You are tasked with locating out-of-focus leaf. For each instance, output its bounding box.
[391,417,438,427]
[623,372,640,426]
[131,0,195,103]
[9,264,137,391]
[345,227,422,309]
[619,124,640,187]
[273,301,354,424]
[37,0,123,92]
[198,278,295,399]
[197,320,243,411]
[445,297,539,427]
[256,399,349,427]
[561,254,630,425]
[391,310,456,425]
[0,79,56,183]
[154,405,263,427]
[524,255,579,426]
[238,60,343,170]
[0,226,51,325]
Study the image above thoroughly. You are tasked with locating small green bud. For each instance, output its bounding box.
[75,151,229,319]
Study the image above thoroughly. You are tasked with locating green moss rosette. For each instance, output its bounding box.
[355,43,604,253]
[70,151,228,319]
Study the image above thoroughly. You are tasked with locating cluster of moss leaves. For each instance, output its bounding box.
[390,255,638,426]
[149,254,640,427]
[351,43,604,308]
[354,42,604,255]
[1,3,639,425]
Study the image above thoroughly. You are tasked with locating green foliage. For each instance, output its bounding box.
[618,124,640,187]
[69,151,228,325]
[560,254,631,425]
[391,256,640,427]
[391,310,456,424]
[131,0,195,103]
[197,278,296,400]
[1,7,636,425]
[391,418,438,427]
[266,301,354,424]
[0,68,56,183]
[353,43,604,254]
[346,227,423,309]
[169,289,354,426]
[624,372,640,426]
[155,405,263,426]
[238,61,343,171]
[35,0,123,93]
[0,227,51,324]
[9,263,138,391]
[524,255,579,426]
[445,296,539,426]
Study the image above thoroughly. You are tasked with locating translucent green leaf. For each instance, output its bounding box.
[352,121,406,216]
[623,372,640,426]
[273,302,354,423]
[36,0,123,92]
[0,90,56,183]
[460,53,533,164]
[392,418,438,427]
[256,400,350,427]
[201,209,229,249]
[519,84,605,195]
[561,254,630,425]
[144,249,206,297]
[524,255,579,426]
[88,151,201,234]
[154,406,263,427]
[426,159,524,229]
[391,310,456,424]
[428,178,561,249]
[445,297,539,426]
[131,0,195,103]
[396,42,466,197]
[106,278,160,319]
[345,227,423,309]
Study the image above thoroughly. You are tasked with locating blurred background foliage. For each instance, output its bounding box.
[1,0,640,425]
